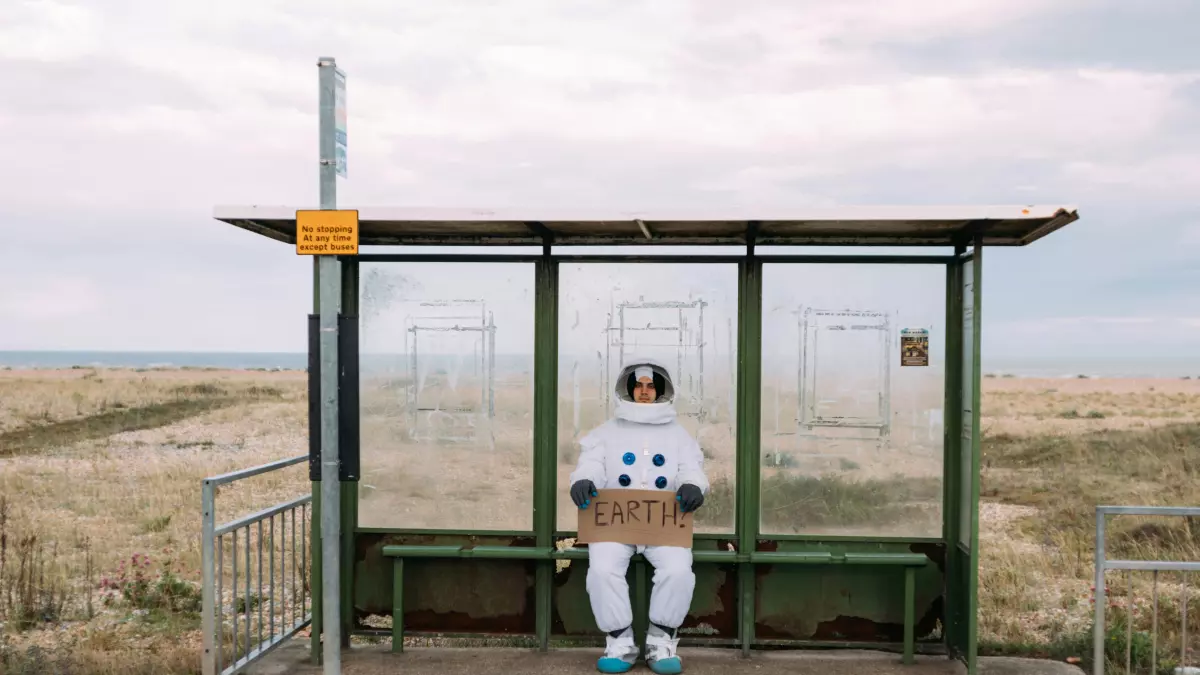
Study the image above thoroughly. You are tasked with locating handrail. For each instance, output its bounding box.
[215,495,312,537]
[203,455,307,487]
[1096,506,1200,517]
[1094,505,1198,675]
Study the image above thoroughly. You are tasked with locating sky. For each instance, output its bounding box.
[1,0,1198,368]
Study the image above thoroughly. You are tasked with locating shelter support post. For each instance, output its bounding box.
[964,238,982,675]
[308,311,323,665]
[942,249,962,661]
[339,259,359,647]
[736,250,763,656]
[944,239,982,675]
[533,248,559,651]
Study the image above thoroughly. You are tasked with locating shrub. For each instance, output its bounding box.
[99,549,200,614]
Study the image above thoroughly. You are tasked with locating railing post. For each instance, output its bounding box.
[202,479,216,675]
[1094,507,1107,675]
[200,456,312,673]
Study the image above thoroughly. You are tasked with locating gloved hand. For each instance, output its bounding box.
[571,479,597,509]
[676,483,704,513]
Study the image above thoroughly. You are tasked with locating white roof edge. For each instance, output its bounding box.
[212,204,1078,222]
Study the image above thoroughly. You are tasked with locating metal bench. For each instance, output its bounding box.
[747,551,928,663]
[382,545,927,663]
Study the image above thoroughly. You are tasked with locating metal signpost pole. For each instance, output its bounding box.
[317,56,345,675]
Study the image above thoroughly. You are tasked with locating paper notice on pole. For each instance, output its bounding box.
[576,489,694,548]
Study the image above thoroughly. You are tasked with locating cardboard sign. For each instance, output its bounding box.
[576,489,694,548]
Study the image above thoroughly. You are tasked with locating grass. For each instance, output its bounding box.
[0,367,309,672]
[982,423,1200,564]
[0,617,200,675]
[139,515,173,534]
[980,616,1181,675]
[697,472,941,531]
[0,500,75,631]
[977,413,1200,667]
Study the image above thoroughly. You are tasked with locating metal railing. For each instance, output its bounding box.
[202,456,313,675]
[1094,505,1200,675]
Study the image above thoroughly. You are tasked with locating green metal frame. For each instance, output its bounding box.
[340,259,359,648]
[533,248,559,650]
[309,249,982,671]
[736,252,763,655]
[941,240,982,675]
[310,256,322,663]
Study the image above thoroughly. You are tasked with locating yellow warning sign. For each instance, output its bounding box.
[296,209,358,255]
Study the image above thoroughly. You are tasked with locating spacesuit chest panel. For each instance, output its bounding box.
[601,422,680,492]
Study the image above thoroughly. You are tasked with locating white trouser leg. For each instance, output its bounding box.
[642,545,695,629]
[586,542,636,633]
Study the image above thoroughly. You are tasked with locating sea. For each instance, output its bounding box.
[0,351,1194,379]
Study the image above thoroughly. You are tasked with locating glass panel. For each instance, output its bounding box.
[760,263,945,537]
[357,262,535,530]
[557,263,738,534]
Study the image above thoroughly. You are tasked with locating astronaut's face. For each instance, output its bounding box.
[632,376,656,403]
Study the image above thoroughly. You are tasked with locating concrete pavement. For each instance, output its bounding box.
[246,641,1086,675]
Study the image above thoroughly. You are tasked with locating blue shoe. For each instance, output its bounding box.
[645,632,683,674]
[647,656,682,674]
[596,633,637,673]
[597,657,635,674]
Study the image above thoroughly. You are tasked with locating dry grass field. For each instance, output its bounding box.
[0,366,310,674]
[1,366,1198,673]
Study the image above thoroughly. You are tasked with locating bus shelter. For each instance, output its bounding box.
[205,203,1079,675]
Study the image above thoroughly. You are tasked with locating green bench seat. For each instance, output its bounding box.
[748,551,927,663]
[381,544,927,663]
[381,544,551,653]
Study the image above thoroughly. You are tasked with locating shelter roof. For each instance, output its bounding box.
[211,205,1078,247]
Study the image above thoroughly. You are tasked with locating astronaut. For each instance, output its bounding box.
[569,357,709,675]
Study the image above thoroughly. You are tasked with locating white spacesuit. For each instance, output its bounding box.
[569,357,709,675]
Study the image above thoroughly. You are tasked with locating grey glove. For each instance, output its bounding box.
[571,479,597,509]
[676,483,704,513]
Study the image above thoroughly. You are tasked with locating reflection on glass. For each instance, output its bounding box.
[357,262,534,530]
[556,263,738,534]
[760,264,945,537]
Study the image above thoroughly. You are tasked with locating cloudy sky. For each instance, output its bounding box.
[1,0,1197,369]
